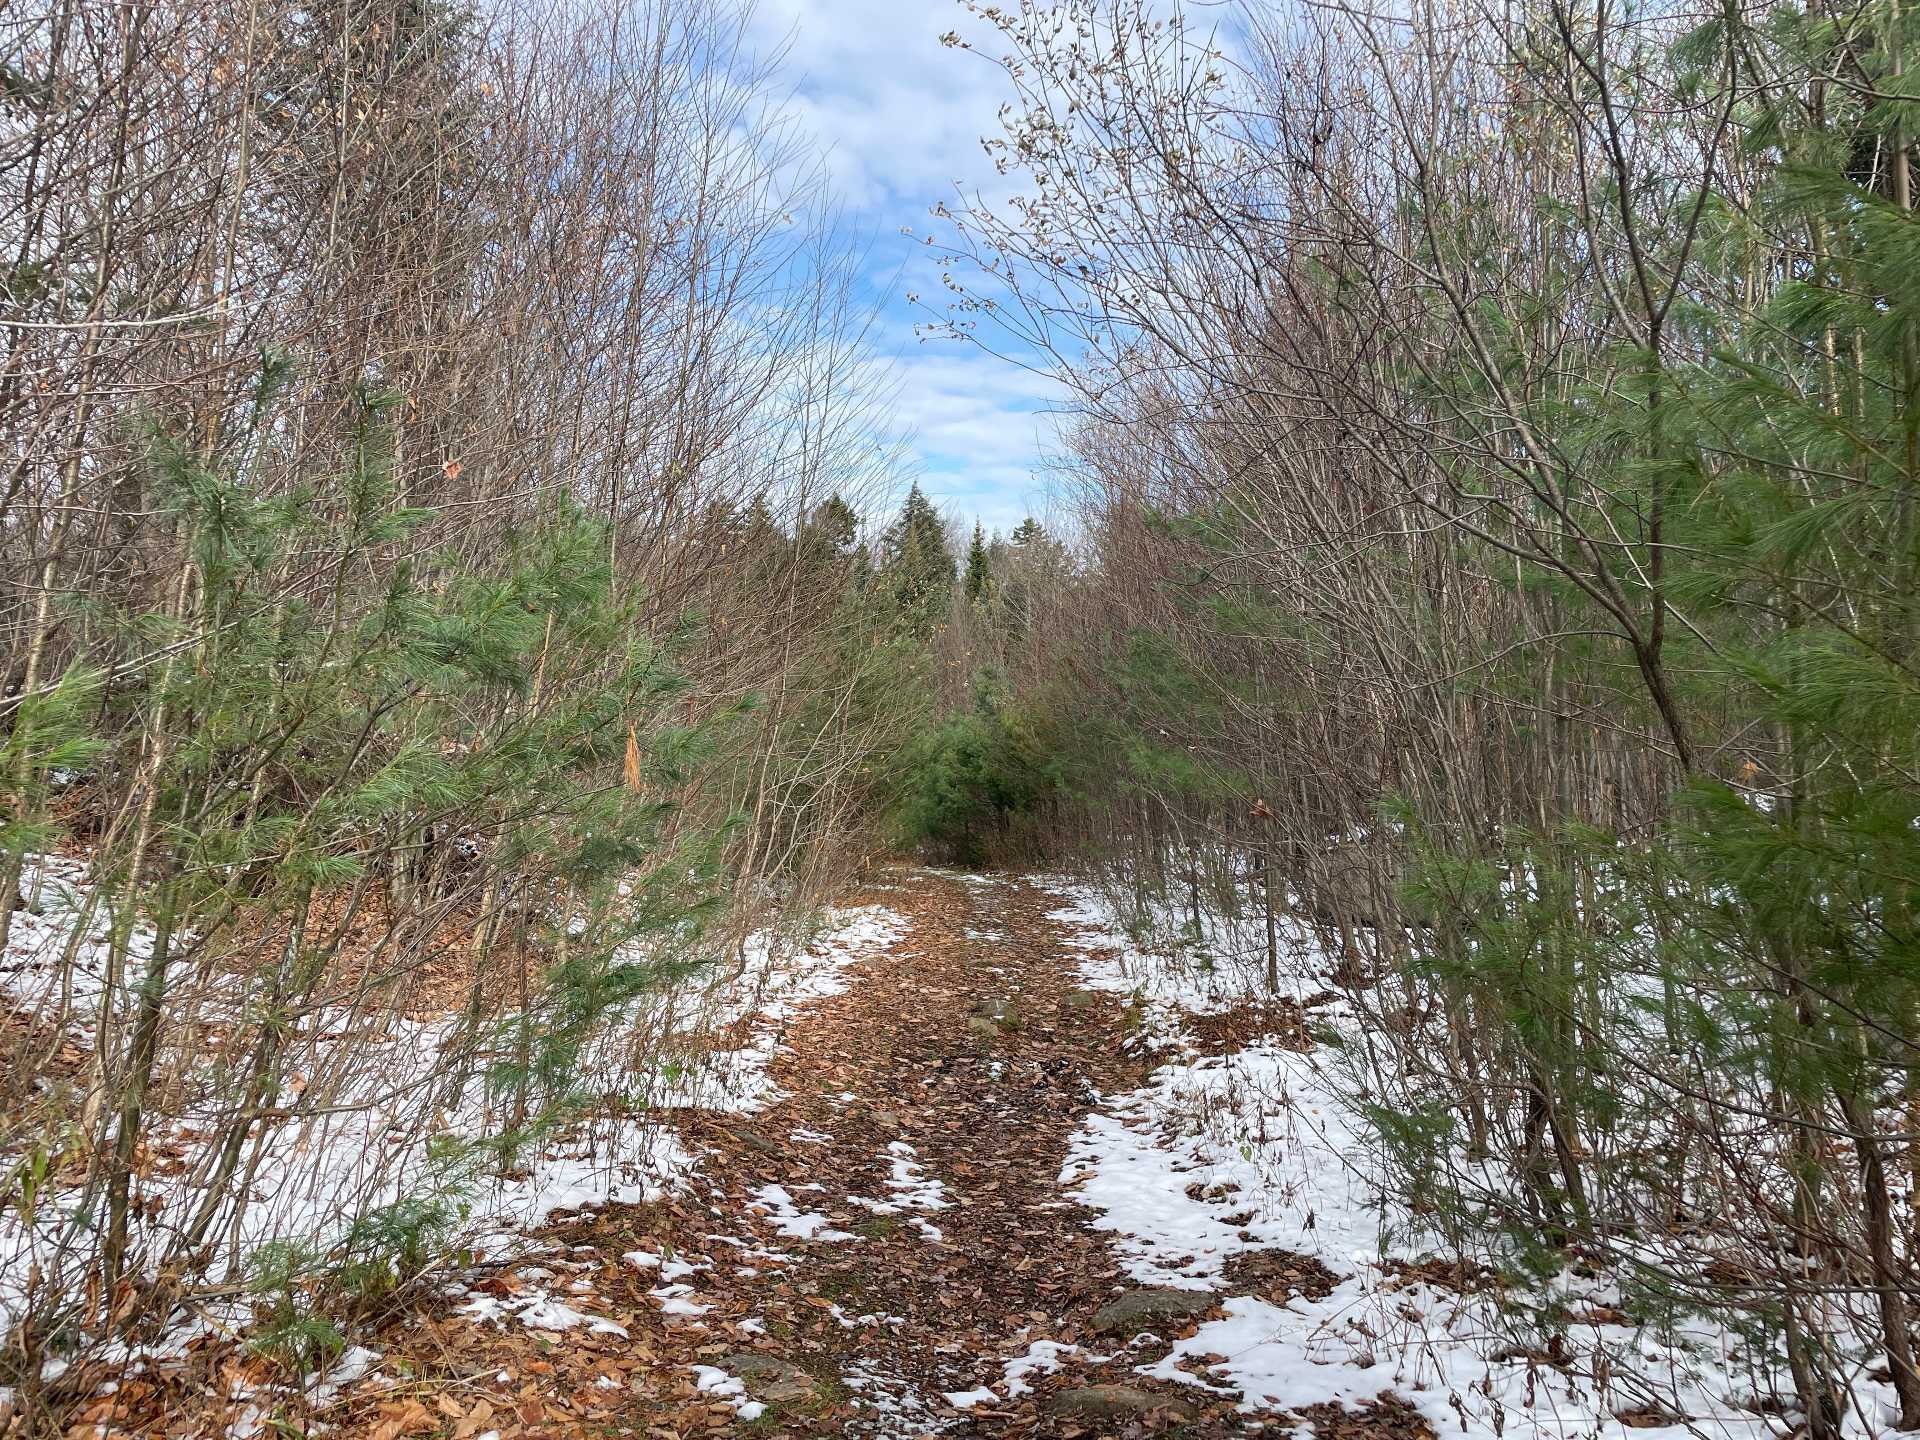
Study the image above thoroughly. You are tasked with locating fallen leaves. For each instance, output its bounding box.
[61,866,1430,1439]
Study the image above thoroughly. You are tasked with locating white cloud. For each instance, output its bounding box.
[748,0,1013,215]
[892,349,1063,518]
[744,0,1063,533]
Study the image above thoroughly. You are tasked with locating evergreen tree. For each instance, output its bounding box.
[896,665,1053,865]
[964,522,991,604]
[995,517,1066,638]
[879,483,954,638]
[794,495,860,582]
[810,496,858,557]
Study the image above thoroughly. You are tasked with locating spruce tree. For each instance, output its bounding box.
[964,522,991,604]
[880,484,954,638]
[809,496,858,557]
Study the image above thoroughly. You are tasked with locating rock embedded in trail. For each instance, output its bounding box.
[971,994,1024,1033]
[1090,1286,1220,1336]
[734,1126,783,1157]
[720,1352,819,1405]
[1045,1383,1198,1423]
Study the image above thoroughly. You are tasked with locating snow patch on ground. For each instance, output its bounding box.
[221,1345,388,1440]
[0,852,903,1378]
[647,1282,713,1318]
[1002,1337,1104,1397]
[641,905,909,1113]
[1058,1041,1353,1291]
[750,1183,857,1242]
[458,1290,629,1336]
[690,1364,768,1422]
[1043,876,1821,1440]
[845,1360,963,1434]
[1043,878,1321,1051]
[884,1141,950,1212]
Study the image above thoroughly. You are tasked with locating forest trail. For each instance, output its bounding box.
[350,867,1331,1439]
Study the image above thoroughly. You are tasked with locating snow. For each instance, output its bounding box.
[932,1337,1118,1414]
[472,1129,697,1251]
[458,1290,629,1336]
[639,905,909,1113]
[1001,1337,1104,1397]
[1042,875,1840,1440]
[845,1145,948,1239]
[647,1284,713,1317]
[1042,877,1322,1052]
[690,1364,767,1421]
[884,1141,950,1212]
[302,1345,383,1408]
[206,1341,387,1438]
[827,1302,906,1331]
[1139,1294,1392,1408]
[8,960,683,1322]
[1059,1040,1362,1291]
[750,1183,857,1242]
[0,851,904,1382]
[845,1359,964,1433]
[15,850,1858,1440]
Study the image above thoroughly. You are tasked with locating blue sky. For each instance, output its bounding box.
[742,0,1069,538]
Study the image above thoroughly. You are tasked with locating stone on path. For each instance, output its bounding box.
[970,995,1023,1036]
[1089,1286,1219,1336]
[721,1352,819,1404]
[1045,1384,1197,1423]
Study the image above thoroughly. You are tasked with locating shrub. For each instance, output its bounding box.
[895,670,1053,865]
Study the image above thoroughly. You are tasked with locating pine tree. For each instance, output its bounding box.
[60,380,742,1340]
[964,522,990,604]
[880,484,954,638]
[811,496,858,556]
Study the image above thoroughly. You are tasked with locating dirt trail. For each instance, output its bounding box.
[662,868,1160,1432]
[354,866,1272,1438]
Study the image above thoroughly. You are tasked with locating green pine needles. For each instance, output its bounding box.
[2,373,759,1381]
